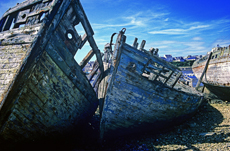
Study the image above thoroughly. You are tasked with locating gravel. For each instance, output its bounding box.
[99,99,230,151]
[1,99,229,151]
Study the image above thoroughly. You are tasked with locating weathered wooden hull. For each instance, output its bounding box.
[192,45,230,101]
[99,30,204,140]
[0,0,103,141]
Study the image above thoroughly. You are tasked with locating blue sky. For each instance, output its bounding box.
[1,0,230,62]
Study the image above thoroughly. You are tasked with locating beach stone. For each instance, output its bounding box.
[199,132,216,136]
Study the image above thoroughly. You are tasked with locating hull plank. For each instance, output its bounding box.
[0,44,30,103]
[0,24,41,45]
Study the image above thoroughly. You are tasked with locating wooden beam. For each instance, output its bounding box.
[123,44,180,72]
[80,50,94,69]
[88,62,99,82]
[153,67,164,81]
[1,0,42,18]
[79,33,87,49]
[164,71,174,85]
[195,52,213,90]
[171,72,182,88]
[73,0,104,74]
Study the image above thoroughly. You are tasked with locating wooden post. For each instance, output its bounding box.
[139,40,146,51]
[195,52,212,90]
[133,38,138,47]
[149,47,155,56]
[154,48,159,55]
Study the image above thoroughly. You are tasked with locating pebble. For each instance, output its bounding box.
[199,132,216,136]
[100,101,230,151]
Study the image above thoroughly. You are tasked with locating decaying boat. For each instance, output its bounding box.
[98,29,204,140]
[192,45,230,101]
[0,0,104,141]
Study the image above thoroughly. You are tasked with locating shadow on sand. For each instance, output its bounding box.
[0,101,228,151]
[99,101,227,151]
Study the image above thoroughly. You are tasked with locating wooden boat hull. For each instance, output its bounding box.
[0,0,103,141]
[192,45,230,101]
[99,30,203,140]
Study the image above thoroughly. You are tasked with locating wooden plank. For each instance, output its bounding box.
[1,15,10,32]
[33,61,76,116]
[171,72,182,88]
[51,30,78,64]
[153,67,164,81]
[1,125,26,140]
[123,43,180,72]
[72,0,104,74]
[0,44,30,105]
[14,95,48,134]
[65,5,76,23]
[2,13,17,31]
[0,44,29,53]
[11,108,40,138]
[92,70,101,88]
[79,33,88,49]
[196,52,213,90]
[40,53,89,107]
[1,113,29,139]
[0,16,7,32]
[43,48,97,103]
[26,81,51,118]
[118,51,147,76]
[45,40,96,99]
[148,69,168,80]
[98,62,111,114]
[40,53,96,125]
[88,62,99,82]
[80,49,94,69]
[0,33,38,45]
[56,14,80,54]
[164,71,174,84]
[37,61,84,119]
[32,74,68,127]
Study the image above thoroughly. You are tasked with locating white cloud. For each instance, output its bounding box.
[164,18,169,21]
[192,37,203,40]
[149,29,187,35]
[145,40,208,57]
[91,9,170,31]
[149,24,210,35]
[189,25,210,30]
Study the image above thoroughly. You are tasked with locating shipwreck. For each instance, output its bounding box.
[192,45,230,101]
[98,29,204,140]
[0,0,103,141]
